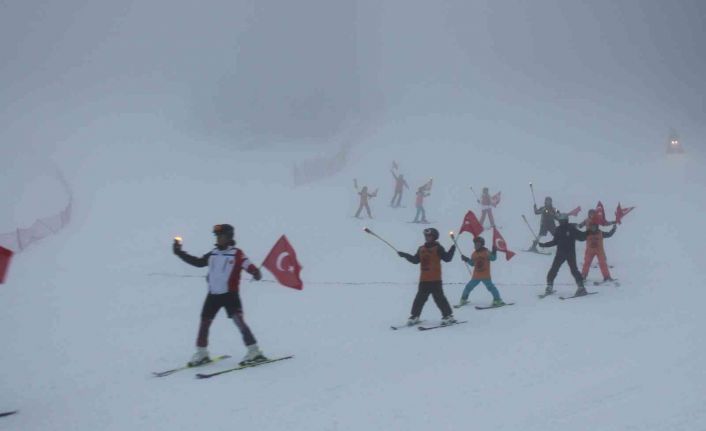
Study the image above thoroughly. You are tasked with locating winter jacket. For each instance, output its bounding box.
[400,242,456,282]
[175,246,259,294]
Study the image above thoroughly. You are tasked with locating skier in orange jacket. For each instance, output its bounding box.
[581,222,617,282]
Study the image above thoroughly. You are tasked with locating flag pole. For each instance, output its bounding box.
[521,214,540,241]
[529,182,537,207]
[449,231,473,276]
[363,228,399,253]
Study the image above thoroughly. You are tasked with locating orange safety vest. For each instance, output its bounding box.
[418,245,442,282]
[471,249,492,279]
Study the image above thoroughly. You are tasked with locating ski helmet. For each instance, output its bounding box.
[473,236,485,246]
[213,224,235,239]
[423,227,439,241]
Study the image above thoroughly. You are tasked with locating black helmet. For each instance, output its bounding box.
[423,227,439,241]
[473,236,485,246]
[213,224,235,238]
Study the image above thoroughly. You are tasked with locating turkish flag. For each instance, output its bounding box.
[0,246,13,284]
[459,210,483,237]
[262,235,303,290]
[567,206,581,217]
[615,203,635,225]
[490,192,501,207]
[594,201,609,225]
[492,227,516,261]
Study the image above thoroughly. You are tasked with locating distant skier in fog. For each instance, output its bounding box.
[354,182,377,219]
[390,170,409,208]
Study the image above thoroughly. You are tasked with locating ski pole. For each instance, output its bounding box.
[363,228,399,253]
[449,231,473,276]
[521,214,540,241]
[469,186,480,203]
[529,182,537,207]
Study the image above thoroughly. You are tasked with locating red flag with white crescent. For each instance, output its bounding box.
[567,206,581,217]
[262,235,303,290]
[492,227,515,261]
[459,210,483,237]
[594,201,609,225]
[490,191,501,207]
[615,203,635,225]
[0,246,13,284]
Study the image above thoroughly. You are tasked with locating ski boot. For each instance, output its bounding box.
[544,284,555,295]
[574,285,588,297]
[457,298,470,307]
[492,299,506,307]
[239,344,268,366]
[188,347,210,367]
[406,316,421,326]
[441,315,457,326]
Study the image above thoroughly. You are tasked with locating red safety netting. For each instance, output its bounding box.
[0,173,72,253]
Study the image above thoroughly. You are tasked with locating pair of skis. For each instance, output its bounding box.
[454,302,515,310]
[152,354,293,379]
[538,290,599,300]
[391,320,468,331]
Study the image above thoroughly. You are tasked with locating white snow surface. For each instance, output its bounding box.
[1,115,705,431]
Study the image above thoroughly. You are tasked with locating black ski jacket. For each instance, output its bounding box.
[539,223,587,255]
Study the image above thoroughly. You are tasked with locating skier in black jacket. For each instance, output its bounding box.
[538,213,588,296]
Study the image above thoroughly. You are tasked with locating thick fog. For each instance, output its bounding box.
[1,0,704,152]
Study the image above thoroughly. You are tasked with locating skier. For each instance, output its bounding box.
[398,228,457,326]
[173,224,267,366]
[390,170,409,208]
[529,196,558,252]
[478,187,496,229]
[458,236,505,306]
[413,185,430,223]
[581,222,617,282]
[538,213,588,296]
[354,185,377,219]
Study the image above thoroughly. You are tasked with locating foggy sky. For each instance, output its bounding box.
[1,0,704,148]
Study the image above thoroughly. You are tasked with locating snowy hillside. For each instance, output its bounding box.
[2,111,705,430]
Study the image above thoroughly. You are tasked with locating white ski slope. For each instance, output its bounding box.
[1,113,705,431]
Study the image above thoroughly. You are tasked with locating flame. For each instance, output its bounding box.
[174,236,182,242]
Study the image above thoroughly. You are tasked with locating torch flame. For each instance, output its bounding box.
[174,236,182,242]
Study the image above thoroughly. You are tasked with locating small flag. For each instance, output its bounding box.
[459,211,483,237]
[492,227,515,261]
[262,235,303,290]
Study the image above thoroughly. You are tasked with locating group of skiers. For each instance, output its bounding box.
[392,195,620,327]
[171,191,622,366]
[353,166,433,223]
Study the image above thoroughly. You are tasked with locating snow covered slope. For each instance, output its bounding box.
[1,112,705,430]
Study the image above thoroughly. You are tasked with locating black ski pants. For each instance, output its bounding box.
[196,292,257,348]
[410,281,453,318]
[547,252,583,286]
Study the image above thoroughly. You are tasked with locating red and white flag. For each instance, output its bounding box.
[421,178,433,191]
[492,227,515,261]
[262,235,303,290]
[490,191,501,207]
[567,206,581,217]
[615,203,635,225]
[594,201,609,225]
[459,210,483,237]
[0,246,13,284]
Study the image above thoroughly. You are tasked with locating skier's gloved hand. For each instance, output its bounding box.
[172,240,182,255]
[253,268,262,281]
[397,251,405,258]
[461,255,471,264]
